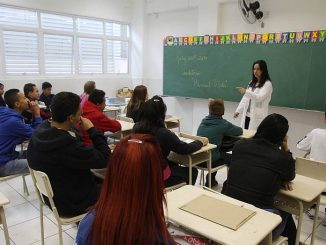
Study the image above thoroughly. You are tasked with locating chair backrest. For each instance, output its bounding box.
[295,157,326,182]
[117,115,134,123]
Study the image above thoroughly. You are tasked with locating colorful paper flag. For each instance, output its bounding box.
[275,33,282,43]
[319,30,326,42]
[311,31,319,42]
[249,33,256,43]
[282,32,289,43]
[268,33,275,44]
[296,32,303,43]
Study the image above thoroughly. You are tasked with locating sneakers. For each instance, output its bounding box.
[305,208,316,219]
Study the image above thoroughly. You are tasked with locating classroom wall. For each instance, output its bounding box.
[0,0,134,96]
[142,0,326,156]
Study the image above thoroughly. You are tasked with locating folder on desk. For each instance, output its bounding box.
[180,195,256,230]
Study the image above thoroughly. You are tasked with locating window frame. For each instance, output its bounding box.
[0,4,130,77]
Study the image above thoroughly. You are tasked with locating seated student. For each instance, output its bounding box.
[222,113,296,245]
[76,134,173,245]
[197,99,243,187]
[126,85,148,122]
[0,83,5,106]
[39,81,55,119]
[0,89,41,176]
[133,95,208,187]
[80,81,96,107]
[23,83,50,122]
[27,92,110,216]
[297,110,326,225]
[81,89,121,145]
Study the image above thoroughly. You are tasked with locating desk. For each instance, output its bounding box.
[166,185,281,245]
[165,115,182,132]
[273,175,326,245]
[239,129,256,139]
[105,97,128,107]
[168,133,216,188]
[103,106,121,119]
[117,120,134,138]
[0,192,10,245]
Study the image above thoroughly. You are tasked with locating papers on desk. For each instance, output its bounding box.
[180,195,256,230]
[179,136,194,144]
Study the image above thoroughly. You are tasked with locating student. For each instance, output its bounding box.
[22,83,43,123]
[0,89,41,176]
[76,134,173,245]
[0,83,5,106]
[223,113,296,244]
[81,89,121,145]
[80,81,96,107]
[126,85,148,122]
[297,110,326,225]
[133,95,208,187]
[197,99,243,187]
[39,81,55,119]
[234,60,273,130]
[27,92,110,216]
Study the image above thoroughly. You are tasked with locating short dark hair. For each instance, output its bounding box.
[88,89,105,105]
[209,99,224,116]
[51,92,81,123]
[23,83,36,97]
[0,83,3,87]
[4,89,20,109]
[42,81,52,90]
[254,113,289,145]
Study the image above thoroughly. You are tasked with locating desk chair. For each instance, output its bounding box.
[295,157,326,208]
[0,174,29,196]
[164,182,186,193]
[29,168,86,245]
[0,192,10,245]
[272,236,288,245]
[117,115,134,123]
[195,163,227,188]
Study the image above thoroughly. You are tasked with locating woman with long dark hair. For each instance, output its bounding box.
[126,85,148,122]
[76,133,173,245]
[234,60,273,130]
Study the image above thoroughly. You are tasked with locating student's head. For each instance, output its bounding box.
[250,60,271,88]
[83,81,96,95]
[23,83,39,100]
[91,133,171,245]
[0,83,4,96]
[254,113,289,146]
[4,89,29,111]
[88,89,106,111]
[127,85,148,110]
[209,99,225,116]
[42,82,52,96]
[51,92,81,127]
[133,95,167,133]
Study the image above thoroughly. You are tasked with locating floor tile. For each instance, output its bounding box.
[31,232,75,245]
[0,189,27,208]
[45,214,77,231]
[0,226,16,245]
[5,202,39,227]
[65,227,78,240]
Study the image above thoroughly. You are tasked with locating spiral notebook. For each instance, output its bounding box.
[180,195,256,230]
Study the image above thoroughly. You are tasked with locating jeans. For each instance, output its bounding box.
[0,152,29,177]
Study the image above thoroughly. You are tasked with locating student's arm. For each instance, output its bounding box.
[224,121,243,136]
[92,112,122,133]
[245,81,273,102]
[11,117,39,139]
[163,129,203,154]
[296,131,313,152]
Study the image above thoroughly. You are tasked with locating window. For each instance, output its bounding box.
[3,31,39,74]
[0,5,130,76]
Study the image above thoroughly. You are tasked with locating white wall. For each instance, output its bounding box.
[142,0,326,156]
[0,0,133,96]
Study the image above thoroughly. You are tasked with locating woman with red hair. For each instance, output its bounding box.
[76,133,173,245]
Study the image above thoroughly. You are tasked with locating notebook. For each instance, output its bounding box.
[180,195,256,230]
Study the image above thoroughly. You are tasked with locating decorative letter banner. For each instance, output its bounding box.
[164,30,326,46]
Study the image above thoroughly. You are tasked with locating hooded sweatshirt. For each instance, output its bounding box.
[197,115,243,163]
[81,100,121,145]
[0,106,42,166]
[27,120,110,216]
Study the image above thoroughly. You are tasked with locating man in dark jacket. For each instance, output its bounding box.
[0,89,41,176]
[27,92,110,216]
[197,99,243,187]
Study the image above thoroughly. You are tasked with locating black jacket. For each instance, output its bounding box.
[27,120,110,216]
[223,138,295,209]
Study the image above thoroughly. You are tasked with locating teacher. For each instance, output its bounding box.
[234,60,273,130]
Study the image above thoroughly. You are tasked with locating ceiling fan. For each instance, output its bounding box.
[238,0,264,24]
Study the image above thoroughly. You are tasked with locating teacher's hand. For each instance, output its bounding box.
[236,87,246,94]
[233,112,240,118]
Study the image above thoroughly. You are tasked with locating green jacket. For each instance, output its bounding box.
[197,115,243,163]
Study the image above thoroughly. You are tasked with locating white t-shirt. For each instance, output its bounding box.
[297,128,326,163]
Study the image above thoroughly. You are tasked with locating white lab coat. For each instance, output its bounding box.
[236,81,273,130]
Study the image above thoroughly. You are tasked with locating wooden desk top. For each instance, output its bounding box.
[278,174,326,202]
[0,192,10,206]
[117,120,134,131]
[165,115,182,122]
[104,106,121,112]
[166,185,281,245]
[238,129,256,139]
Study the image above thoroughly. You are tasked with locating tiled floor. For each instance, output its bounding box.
[0,170,326,245]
